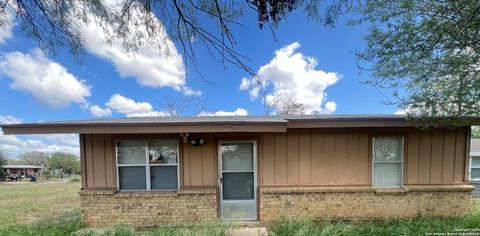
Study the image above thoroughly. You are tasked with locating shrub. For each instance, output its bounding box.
[42,170,52,180]
[70,175,81,183]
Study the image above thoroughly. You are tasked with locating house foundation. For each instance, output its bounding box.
[79,187,217,227]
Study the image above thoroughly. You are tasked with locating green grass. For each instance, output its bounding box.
[1,210,83,236]
[268,205,480,236]
[0,180,82,235]
[74,223,229,236]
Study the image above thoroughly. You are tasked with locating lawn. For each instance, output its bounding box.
[0,180,478,236]
[268,204,480,236]
[0,179,83,235]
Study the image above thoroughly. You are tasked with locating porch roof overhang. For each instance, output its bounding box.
[1,114,478,135]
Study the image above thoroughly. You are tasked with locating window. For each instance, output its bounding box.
[116,139,179,191]
[372,137,404,187]
[471,156,480,181]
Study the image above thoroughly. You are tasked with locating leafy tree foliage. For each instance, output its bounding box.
[48,152,80,175]
[356,0,480,123]
[6,157,22,165]
[0,151,7,179]
[473,126,480,139]
[18,151,49,167]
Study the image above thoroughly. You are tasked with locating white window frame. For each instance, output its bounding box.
[116,139,180,191]
[470,154,480,181]
[372,136,404,188]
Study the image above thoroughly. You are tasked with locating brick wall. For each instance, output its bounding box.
[80,185,475,227]
[79,187,217,227]
[259,185,474,223]
[471,181,480,196]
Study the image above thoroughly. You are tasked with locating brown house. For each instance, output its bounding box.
[0,115,477,227]
[2,165,43,179]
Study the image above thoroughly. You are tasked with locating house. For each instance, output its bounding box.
[2,165,43,180]
[0,115,477,227]
[470,139,480,196]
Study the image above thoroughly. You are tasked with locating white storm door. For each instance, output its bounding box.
[219,141,257,221]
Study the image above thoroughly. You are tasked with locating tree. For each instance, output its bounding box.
[159,94,208,116]
[0,0,350,76]
[18,151,49,167]
[264,94,306,115]
[473,126,480,139]
[6,157,22,165]
[356,0,480,124]
[48,152,80,175]
[0,151,7,179]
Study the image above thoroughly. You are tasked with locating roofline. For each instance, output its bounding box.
[1,115,477,135]
[1,123,289,134]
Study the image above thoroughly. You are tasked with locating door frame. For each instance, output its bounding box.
[218,140,257,221]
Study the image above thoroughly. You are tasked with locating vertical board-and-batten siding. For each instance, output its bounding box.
[80,134,116,189]
[80,127,469,189]
[261,128,370,186]
[260,128,467,186]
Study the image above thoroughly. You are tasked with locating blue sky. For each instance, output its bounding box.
[0,4,400,158]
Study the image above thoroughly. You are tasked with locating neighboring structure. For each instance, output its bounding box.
[0,115,477,227]
[470,139,480,196]
[2,165,43,180]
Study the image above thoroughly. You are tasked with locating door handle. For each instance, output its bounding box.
[219,178,223,184]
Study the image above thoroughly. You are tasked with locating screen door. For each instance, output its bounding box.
[219,141,257,220]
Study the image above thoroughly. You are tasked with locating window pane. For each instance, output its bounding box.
[149,140,178,164]
[119,166,146,190]
[223,172,254,200]
[472,157,480,167]
[373,163,401,187]
[117,140,146,164]
[221,143,253,171]
[151,166,178,189]
[374,137,402,162]
[471,168,480,180]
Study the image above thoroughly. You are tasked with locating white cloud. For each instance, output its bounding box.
[89,105,112,117]
[0,49,91,108]
[0,115,79,157]
[323,101,337,114]
[27,134,79,146]
[0,115,22,124]
[0,9,14,44]
[182,86,202,96]
[198,108,248,116]
[106,93,166,117]
[77,1,198,96]
[240,42,340,114]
